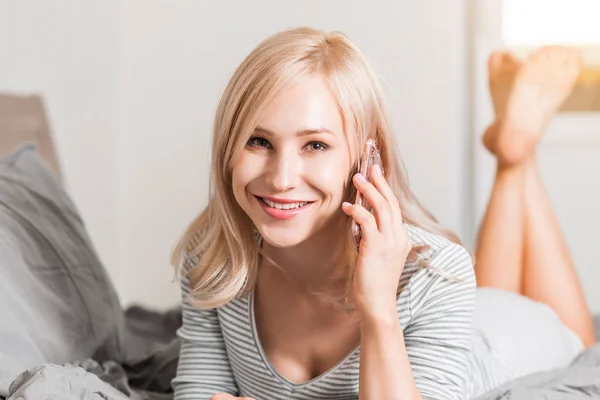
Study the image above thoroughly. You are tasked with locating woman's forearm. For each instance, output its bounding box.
[358,311,422,400]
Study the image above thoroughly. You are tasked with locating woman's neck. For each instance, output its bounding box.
[260,216,351,295]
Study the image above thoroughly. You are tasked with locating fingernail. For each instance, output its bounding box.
[374,164,382,176]
[342,201,352,208]
[355,173,366,183]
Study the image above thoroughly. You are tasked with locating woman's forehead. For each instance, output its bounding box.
[258,76,342,129]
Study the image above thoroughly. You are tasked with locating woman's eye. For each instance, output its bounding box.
[306,141,328,151]
[247,137,271,148]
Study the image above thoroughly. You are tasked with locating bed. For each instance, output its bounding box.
[1,92,600,400]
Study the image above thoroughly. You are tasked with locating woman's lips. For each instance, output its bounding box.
[255,196,314,220]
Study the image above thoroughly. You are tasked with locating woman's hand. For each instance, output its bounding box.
[342,164,412,324]
[210,393,255,400]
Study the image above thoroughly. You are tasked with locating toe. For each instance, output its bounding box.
[563,48,583,76]
[559,46,572,63]
[535,45,562,62]
[488,52,505,72]
[526,48,543,64]
[569,48,583,67]
[502,52,521,70]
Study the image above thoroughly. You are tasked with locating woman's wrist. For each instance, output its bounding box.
[358,303,421,400]
[357,304,399,331]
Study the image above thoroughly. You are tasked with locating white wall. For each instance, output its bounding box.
[0,0,123,292]
[2,0,471,310]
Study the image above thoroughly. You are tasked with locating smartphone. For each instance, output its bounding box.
[352,139,384,249]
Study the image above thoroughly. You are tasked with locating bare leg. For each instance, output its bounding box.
[523,158,596,347]
[477,46,594,347]
[475,52,526,293]
[474,165,526,293]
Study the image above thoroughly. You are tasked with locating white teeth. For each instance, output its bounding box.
[262,198,309,210]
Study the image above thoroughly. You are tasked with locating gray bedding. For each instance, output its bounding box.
[6,312,600,400]
[0,144,124,395]
[475,342,600,399]
[7,307,181,400]
[2,144,600,400]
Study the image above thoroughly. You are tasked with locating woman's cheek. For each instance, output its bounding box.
[233,152,263,181]
[305,156,349,198]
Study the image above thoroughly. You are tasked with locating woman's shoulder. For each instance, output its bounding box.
[403,223,473,272]
[404,223,458,252]
[399,223,476,308]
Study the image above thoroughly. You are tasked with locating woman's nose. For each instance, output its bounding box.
[266,152,301,192]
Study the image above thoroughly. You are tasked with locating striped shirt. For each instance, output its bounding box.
[172,224,477,400]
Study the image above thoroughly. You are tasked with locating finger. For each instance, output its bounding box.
[368,164,402,222]
[353,173,391,232]
[210,394,234,400]
[342,201,379,242]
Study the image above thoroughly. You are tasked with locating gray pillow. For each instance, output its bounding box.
[0,143,124,396]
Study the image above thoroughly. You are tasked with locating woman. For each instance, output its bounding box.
[171,27,594,399]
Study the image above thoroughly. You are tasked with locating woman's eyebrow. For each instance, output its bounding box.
[254,126,335,137]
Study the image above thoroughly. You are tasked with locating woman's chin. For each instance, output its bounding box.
[257,226,309,249]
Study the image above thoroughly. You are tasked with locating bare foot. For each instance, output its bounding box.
[483,52,522,154]
[488,52,522,117]
[484,46,582,168]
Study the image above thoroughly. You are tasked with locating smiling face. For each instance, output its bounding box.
[231,74,352,248]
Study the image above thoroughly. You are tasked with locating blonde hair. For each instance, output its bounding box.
[172,27,463,309]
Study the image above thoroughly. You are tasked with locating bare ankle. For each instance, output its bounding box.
[495,161,527,178]
[494,119,545,167]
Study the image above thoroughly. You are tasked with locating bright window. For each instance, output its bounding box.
[503,0,600,46]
